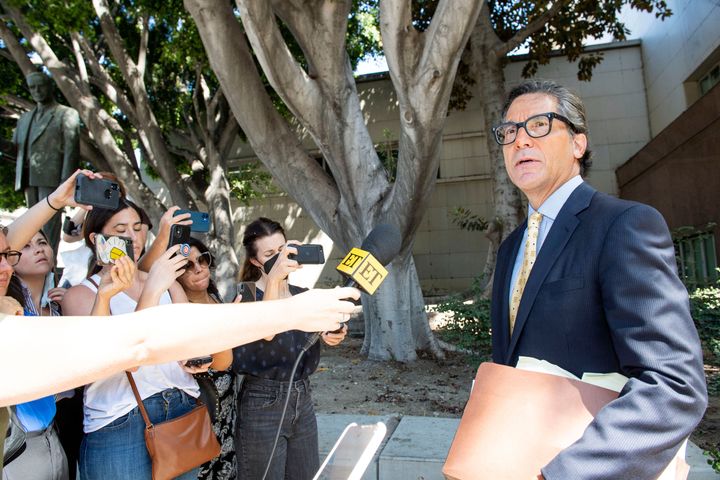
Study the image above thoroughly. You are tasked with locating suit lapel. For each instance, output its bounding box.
[495,225,525,356]
[504,182,595,363]
[29,107,56,145]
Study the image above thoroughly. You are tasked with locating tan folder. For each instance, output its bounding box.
[442,362,689,480]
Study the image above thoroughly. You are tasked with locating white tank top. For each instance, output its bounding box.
[80,275,199,433]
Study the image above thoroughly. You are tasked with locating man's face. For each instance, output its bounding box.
[502,93,587,207]
[26,74,53,105]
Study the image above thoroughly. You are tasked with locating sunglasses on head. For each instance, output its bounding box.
[183,251,212,271]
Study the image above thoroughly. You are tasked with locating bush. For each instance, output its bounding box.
[690,282,720,364]
[434,281,493,359]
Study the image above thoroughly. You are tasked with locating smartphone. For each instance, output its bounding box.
[185,356,213,368]
[314,422,387,480]
[95,234,134,265]
[236,282,256,302]
[288,244,325,264]
[74,176,121,210]
[263,244,325,274]
[167,224,191,256]
[173,209,211,233]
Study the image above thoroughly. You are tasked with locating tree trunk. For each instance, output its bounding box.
[186,0,480,361]
[469,5,524,295]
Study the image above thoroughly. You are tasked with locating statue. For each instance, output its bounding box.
[13,72,80,252]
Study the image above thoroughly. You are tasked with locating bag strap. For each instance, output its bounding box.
[125,372,154,430]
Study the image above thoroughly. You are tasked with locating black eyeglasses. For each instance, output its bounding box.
[0,250,22,267]
[183,251,212,271]
[492,112,579,145]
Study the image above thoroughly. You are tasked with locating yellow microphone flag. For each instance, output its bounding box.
[336,247,388,295]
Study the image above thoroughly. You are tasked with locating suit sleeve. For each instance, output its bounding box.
[61,107,80,181]
[542,204,707,480]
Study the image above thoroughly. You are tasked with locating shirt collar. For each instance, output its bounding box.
[528,175,583,222]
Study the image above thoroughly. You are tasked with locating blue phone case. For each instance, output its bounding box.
[173,209,211,233]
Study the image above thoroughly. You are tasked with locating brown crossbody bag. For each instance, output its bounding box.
[125,372,220,480]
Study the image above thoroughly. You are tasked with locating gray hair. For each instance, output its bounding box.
[26,71,51,85]
[502,80,592,176]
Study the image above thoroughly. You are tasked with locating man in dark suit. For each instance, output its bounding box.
[490,80,707,479]
[13,72,80,253]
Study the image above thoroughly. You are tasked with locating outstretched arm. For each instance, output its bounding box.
[0,286,359,406]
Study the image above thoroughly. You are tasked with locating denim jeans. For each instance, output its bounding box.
[79,389,199,480]
[235,377,319,480]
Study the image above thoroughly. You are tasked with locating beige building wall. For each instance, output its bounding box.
[621,0,720,136]
[231,42,650,294]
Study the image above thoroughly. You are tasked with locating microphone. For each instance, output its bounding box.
[304,224,402,343]
[336,223,402,294]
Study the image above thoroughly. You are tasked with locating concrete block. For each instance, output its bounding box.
[378,416,460,480]
[687,441,720,479]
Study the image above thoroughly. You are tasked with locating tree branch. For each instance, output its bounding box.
[137,14,149,78]
[493,0,572,58]
[235,0,318,122]
[0,20,36,75]
[76,34,139,125]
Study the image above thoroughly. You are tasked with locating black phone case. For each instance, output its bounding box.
[74,176,121,210]
[167,224,191,251]
[288,244,325,264]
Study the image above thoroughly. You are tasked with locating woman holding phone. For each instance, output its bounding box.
[233,217,347,480]
[176,237,236,480]
[60,200,211,480]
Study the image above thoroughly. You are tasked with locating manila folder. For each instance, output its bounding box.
[442,362,688,480]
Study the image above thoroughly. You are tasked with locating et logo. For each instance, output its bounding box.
[336,248,388,294]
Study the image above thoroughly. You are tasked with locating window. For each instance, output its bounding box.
[674,226,718,289]
[699,62,720,96]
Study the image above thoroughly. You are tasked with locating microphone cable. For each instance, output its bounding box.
[260,332,321,480]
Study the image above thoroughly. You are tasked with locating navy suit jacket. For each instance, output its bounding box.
[490,182,707,479]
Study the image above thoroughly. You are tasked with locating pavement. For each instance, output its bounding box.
[316,414,719,479]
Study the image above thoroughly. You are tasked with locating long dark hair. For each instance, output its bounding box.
[183,237,221,301]
[240,217,285,282]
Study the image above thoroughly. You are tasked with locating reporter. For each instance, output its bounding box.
[233,217,347,480]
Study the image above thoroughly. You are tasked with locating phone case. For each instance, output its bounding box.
[167,224,191,256]
[288,244,325,264]
[74,176,121,210]
[173,210,211,233]
[95,234,134,265]
[237,282,256,302]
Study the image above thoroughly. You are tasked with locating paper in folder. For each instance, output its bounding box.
[442,362,689,480]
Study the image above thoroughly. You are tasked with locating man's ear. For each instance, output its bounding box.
[572,133,588,160]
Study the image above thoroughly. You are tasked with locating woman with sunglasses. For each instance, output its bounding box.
[176,238,235,480]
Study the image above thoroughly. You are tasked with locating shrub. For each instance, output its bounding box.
[434,280,493,359]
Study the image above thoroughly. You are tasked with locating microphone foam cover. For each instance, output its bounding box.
[360,224,402,266]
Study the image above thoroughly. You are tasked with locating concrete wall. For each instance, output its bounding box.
[621,0,720,137]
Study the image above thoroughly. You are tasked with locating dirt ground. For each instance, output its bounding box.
[312,337,720,452]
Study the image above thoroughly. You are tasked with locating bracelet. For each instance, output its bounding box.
[46,196,62,212]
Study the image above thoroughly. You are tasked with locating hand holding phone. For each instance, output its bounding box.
[173,209,211,233]
[74,176,121,210]
[95,234,134,265]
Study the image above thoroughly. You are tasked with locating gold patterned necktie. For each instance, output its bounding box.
[509,212,543,334]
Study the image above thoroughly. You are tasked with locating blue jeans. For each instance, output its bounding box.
[235,377,319,480]
[79,389,199,480]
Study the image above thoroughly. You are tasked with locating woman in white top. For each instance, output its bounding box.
[61,198,213,480]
